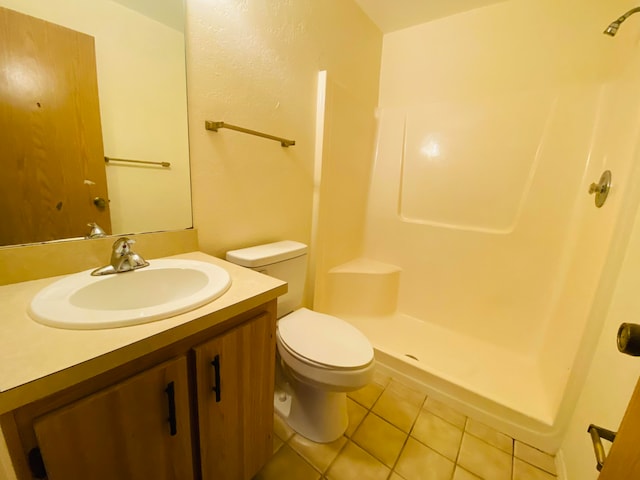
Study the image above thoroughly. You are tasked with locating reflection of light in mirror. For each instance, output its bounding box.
[419,135,442,162]
[3,58,50,99]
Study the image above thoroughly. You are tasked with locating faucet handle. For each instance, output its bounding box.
[111,238,136,262]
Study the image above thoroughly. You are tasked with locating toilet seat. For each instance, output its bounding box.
[277,308,374,369]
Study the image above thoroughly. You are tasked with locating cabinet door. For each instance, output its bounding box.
[33,356,193,480]
[195,313,276,480]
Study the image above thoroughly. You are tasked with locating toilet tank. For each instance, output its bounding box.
[226,241,308,318]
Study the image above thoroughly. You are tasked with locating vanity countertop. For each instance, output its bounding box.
[0,251,286,414]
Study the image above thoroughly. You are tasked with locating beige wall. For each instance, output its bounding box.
[0,431,16,480]
[185,0,382,267]
[378,0,630,106]
[0,0,192,236]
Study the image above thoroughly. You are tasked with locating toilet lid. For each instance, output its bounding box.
[277,308,373,369]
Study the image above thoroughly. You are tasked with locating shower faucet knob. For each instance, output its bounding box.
[588,170,611,208]
[589,183,604,194]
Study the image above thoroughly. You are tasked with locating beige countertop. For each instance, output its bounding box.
[0,251,286,414]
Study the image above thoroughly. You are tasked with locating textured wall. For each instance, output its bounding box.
[185,0,381,263]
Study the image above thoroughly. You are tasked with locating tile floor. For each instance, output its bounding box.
[254,372,558,480]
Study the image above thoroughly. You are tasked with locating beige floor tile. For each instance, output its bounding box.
[348,382,384,409]
[273,435,284,454]
[389,473,407,480]
[385,379,427,407]
[514,442,557,475]
[423,397,467,429]
[345,398,368,437]
[457,433,512,480]
[513,458,557,480]
[288,433,347,474]
[394,437,455,480]
[372,388,422,432]
[411,410,463,461]
[274,414,295,442]
[255,444,321,480]
[465,419,513,454]
[352,412,408,467]
[452,467,482,480]
[326,442,390,480]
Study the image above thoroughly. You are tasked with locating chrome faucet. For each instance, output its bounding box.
[91,237,150,276]
[85,222,107,239]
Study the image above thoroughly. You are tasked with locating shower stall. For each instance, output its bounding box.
[313,0,640,452]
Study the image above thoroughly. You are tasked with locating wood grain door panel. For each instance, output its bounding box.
[0,6,111,245]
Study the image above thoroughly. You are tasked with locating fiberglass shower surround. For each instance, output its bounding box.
[316,3,640,452]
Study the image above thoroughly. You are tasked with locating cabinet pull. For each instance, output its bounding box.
[211,355,221,402]
[165,381,177,436]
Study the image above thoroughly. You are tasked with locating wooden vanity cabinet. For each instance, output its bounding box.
[1,306,276,480]
[194,311,275,480]
[33,356,193,480]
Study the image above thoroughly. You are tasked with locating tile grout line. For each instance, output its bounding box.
[320,433,352,479]
[385,390,430,479]
[323,382,387,479]
[268,374,559,480]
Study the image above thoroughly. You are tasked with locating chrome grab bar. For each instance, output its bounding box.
[587,424,617,471]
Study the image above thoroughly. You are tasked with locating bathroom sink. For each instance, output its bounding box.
[28,259,232,329]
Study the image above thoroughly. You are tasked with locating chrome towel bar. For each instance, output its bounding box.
[104,157,170,168]
[205,120,295,147]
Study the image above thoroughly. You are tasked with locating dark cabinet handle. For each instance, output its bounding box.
[211,355,221,402]
[165,381,177,436]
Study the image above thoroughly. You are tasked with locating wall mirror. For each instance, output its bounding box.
[0,0,192,247]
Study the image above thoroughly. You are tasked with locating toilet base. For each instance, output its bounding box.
[275,380,348,443]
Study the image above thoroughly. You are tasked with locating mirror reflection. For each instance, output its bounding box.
[0,0,192,247]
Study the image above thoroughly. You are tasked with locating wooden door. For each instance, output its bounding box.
[0,6,111,246]
[194,313,276,480]
[599,376,640,478]
[33,356,194,480]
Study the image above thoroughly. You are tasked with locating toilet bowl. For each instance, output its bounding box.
[275,308,374,442]
[226,241,375,443]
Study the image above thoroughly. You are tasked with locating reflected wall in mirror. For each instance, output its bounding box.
[0,0,192,247]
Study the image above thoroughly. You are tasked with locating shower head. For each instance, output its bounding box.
[604,7,640,37]
[603,21,620,37]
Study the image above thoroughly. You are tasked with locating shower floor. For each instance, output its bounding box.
[341,312,555,434]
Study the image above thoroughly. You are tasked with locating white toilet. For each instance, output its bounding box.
[226,240,374,443]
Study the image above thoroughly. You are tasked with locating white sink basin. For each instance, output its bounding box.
[29,259,232,329]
